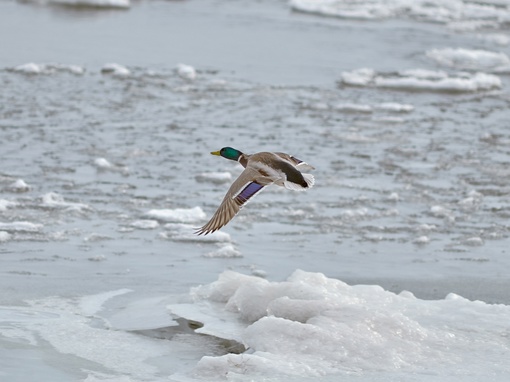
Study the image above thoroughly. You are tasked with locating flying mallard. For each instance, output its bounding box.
[196,147,315,235]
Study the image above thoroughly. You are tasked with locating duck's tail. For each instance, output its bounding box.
[284,173,314,191]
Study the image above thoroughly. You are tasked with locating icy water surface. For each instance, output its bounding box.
[1,0,510,380]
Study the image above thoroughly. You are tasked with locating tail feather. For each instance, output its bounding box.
[302,173,315,188]
[283,173,314,191]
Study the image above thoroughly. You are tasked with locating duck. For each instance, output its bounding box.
[195,147,315,235]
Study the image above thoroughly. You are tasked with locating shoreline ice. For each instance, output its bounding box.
[169,270,510,379]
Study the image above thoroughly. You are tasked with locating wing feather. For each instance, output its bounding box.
[195,168,267,235]
[274,152,315,171]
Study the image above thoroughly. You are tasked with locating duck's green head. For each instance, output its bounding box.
[211,147,243,161]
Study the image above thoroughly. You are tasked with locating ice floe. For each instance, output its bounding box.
[414,235,430,245]
[176,63,197,80]
[101,63,131,77]
[332,103,373,113]
[290,0,510,31]
[146,206,206,223]
[130,220,159,230]
[8,179,31,192]
[341,68,502,92]
[160,223,232,243]
[307,100,415,114]
[0,231,11,242]
[0,221,43,232]
[203,244,242,258]
[52,0,129,7]
[169,270,510,380]
[24,0,130,8]
[426,48,510,72]
[41,192,91,212]
[375,102,414,112]
[93,157,114,169]
[476,33,510,46]
[10,63,85,75]
[0,199,18,211]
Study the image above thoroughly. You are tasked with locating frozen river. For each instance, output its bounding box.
[1,0,510,380]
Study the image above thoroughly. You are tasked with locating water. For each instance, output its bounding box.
[1,0,510,380]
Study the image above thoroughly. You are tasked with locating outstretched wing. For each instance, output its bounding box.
[195,168,268,235]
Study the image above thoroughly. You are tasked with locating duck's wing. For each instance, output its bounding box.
[274,152,315,171]
[195,168,271,235]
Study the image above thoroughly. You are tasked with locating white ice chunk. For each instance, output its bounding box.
[50,0,129,7]
[130,220,159,229]
[340,67,376,86]
[146,207,206,223]
[375,71,501,92]
[290,0,510,29]
[0,231,11,242]
[94,158,113,169]
[161,223,232,243]
[426,48,510,72]
[376,102,414,112]
[101,63,130,77]
[464,237,484,246]
[11,63,85,75]
[13,63,43,74]
[414,235,430,245]
[341,67,502,93]
[203,244,242,258]
[0,221,43,232]
[9,179,30,192]
[176,63,197,80]
[476,33,510,46]
[176,269,510,379]
[332,103,373,113]
[42,192,91,212]
[0,199,18,211]
[387,192,400,201]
